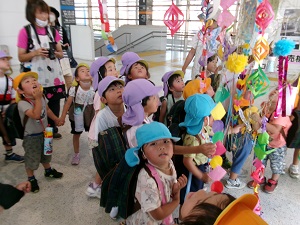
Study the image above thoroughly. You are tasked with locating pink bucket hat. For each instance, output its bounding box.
[122,79,162,126]
[0,51,12,59]
[161,70,184,97]
[90,57,116,90]
[120,52,149,77]
[198,52,216,67]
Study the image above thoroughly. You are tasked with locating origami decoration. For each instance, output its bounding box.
[225,53,248,74]
[252,36,270,62]
[255,0,274,34]
[98,0,118,52]
[163,1,184,36]
[246,66,270,99]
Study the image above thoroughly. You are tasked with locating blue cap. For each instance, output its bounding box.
[179,94,216,135]
[125,122,180,167]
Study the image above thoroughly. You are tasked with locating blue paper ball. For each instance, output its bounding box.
[273,39,295,56]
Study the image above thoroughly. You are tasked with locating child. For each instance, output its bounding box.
[86,57,119,198]
[119,52,150,83]
[179,94,216,203]
[198,52,222,92]
[225,106,259,189]
[59,63,94,165]
[180,191,267,225]
[125,122,187,224]
[160,70,185,124]
[86,76,125,199]
[122,79,162,148]
[13,72,63,193]
[0,50,24,162]
[88,56,118,146]
[248,88,292,193]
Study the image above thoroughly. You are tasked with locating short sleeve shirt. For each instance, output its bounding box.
[18,98,48,136]
[126,161,177,225]
[268,114,292,148]
[68,86,94,105]
[183,133,209,165]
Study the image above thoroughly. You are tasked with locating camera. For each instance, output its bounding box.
[48,42,56,60]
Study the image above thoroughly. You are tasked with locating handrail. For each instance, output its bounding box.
[109,31,167,55]
[95,31,167,55]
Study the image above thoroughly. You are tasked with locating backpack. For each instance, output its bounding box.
[166,100,186,145]
[92,126,127,179]
[20,24,57,72]
[4,102,29,142]
[100,157,167,220]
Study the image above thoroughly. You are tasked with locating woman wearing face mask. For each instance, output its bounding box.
[49,6,73,90]
[17,0,66,139]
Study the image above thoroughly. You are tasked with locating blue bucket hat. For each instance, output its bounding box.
[179,94,216,135]
[125,122,180,167]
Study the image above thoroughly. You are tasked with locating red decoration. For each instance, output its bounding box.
[255,0,274,34]
[163,1,184,36]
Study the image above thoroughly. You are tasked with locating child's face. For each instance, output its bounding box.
[104,61,118,78]
[76,66,92,82]
[204,115,214,127]
[181,190,229,219]
[143,95,160,116]
[207,57,218,73]
[143,138,173,168]
[35,8,48,22]
[0,57,10,72]
[128,62,148,80]
[102,82,124,105]
[170,76,185,93]
[19,76,41,96]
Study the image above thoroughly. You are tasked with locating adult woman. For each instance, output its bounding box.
[17,0,66,139]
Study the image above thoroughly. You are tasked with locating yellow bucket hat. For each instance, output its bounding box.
[214,194,268,225]
[13,72,38,91]
[183,78,212,99]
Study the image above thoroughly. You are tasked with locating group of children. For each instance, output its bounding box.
[1,44,299,222]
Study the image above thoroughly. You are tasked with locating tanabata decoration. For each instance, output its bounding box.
[225,53,248,74]
[273,39,295,117]
[163,0,184,36]
[212,131,224,144]
[212,120,224,133]
[237,0,256,43]
[217,38,236,61]
[98,0,118,52]
[211,102,226,120]
[255,0,274,35]
[254,132,275,160]
[214,85,230,103]
[246,66,270,99]
[217,0,236,28]
[210,181,223,193]
[252,37,270,62]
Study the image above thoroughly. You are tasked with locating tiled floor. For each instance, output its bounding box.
[1,51,299,225]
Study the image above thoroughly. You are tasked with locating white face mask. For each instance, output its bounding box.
[49,14,56,23]
[35,18,48,27]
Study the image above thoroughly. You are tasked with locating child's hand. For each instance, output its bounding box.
[229,124,244,134]
[201,173,212,183]
[172,174,187,197]
[16,181,31,193]
[251,112,261,123]
[32,86,43,100]
[56,118,65,126]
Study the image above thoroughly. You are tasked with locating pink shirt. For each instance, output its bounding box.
[268,115,292,148]
[17,26,61,49]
